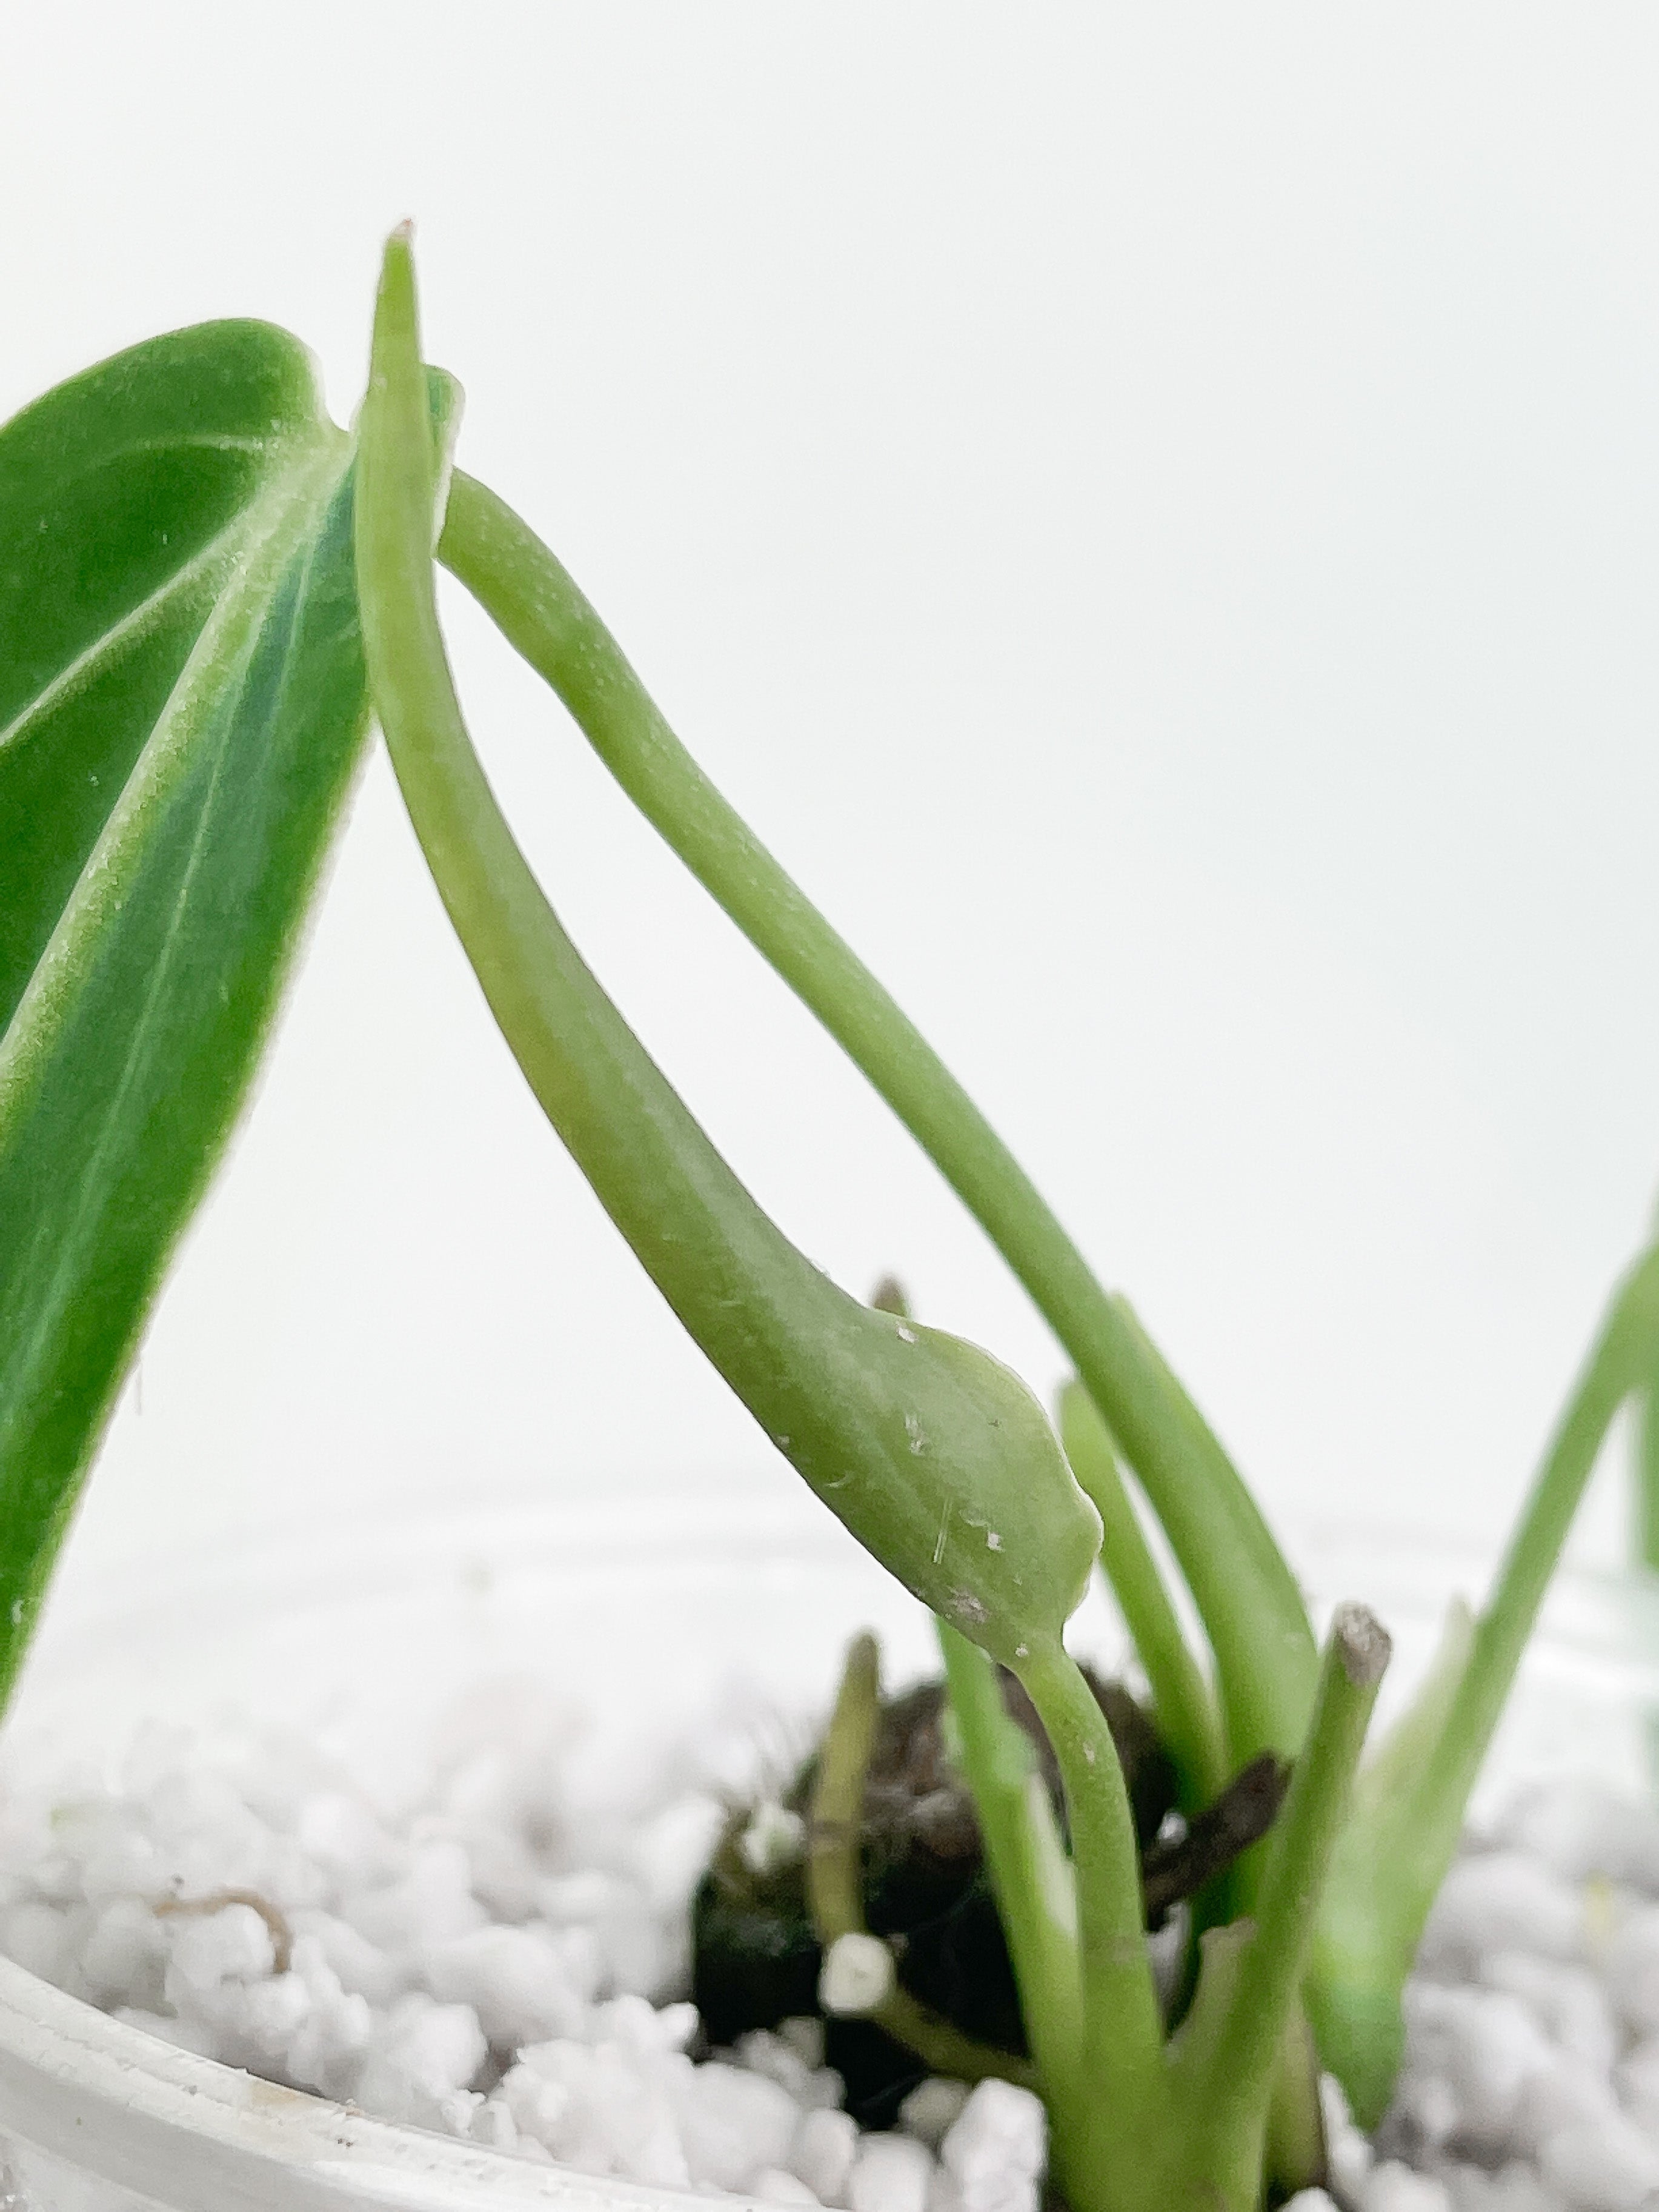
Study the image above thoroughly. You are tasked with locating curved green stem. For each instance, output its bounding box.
[1012,1641,1166,2136]
[435,468,1316,1767]
[355,241,859,1456]
[1441,1244,1659,1789]
[1311,1240,1659,2125]
[936,1621,1082,2102]
[1058,1381,1225,1806]
[357,234,1102,1674]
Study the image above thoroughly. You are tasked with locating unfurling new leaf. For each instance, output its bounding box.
[354,230,1103,1672]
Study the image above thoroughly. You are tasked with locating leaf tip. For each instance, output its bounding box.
[375,223,419,314]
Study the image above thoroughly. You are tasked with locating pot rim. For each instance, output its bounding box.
[0,1948,687,2212]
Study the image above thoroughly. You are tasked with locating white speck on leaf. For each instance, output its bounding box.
[905,1412,928,1456]
[896,1324,917,1344]
[986,1531,1003,1551]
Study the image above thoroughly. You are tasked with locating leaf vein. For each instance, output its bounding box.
[0,526,242,757]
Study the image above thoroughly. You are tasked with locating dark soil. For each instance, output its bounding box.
[691,1665,1286,2127]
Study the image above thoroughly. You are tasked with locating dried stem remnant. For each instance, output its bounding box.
[157,1888,294,1975]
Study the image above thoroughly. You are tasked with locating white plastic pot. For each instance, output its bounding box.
[0,1483,1655,2211]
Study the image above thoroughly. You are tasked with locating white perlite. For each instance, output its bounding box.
[820,1933,897,2019]
[1332,1776,1659,2212]
[4,1690,1659,2212]
[0,1693,1045,2211]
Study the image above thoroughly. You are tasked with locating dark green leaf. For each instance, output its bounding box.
[0,321,457,1704]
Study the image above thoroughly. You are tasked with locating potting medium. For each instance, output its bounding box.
[0,1678,1657,2212]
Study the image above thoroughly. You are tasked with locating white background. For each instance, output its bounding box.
[4,7,1658,1603]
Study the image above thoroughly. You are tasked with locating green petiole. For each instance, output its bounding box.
[1011,1640,1170,2201]
[434,468,1318,1772]
[934,1622,1083,2104]
[1311,1238,1659,2124]
[1058,1380,1226,1807]
[358,233,1102,1670]
[361,233,1277,2208]
[1177,1605,1389,2206]
[355,225,1659,2202]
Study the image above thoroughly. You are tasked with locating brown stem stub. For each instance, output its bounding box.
[157,1888,294,1975]
[1141,1752,1289,1925]
[1332,1601,1392,1689]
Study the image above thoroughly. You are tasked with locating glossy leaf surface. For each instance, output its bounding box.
[0,323,434,1702]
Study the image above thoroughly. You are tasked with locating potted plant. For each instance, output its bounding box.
[0,230,1656,2212]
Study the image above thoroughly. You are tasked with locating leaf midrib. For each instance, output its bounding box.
[0,428,329,759]
[0,432,348,1146]
[0,435,350,1478]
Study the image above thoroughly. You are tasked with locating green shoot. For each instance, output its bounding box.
[356,229,1102,1675]
[1058,1378,1323,2196]
[1311,1238,1659,2124]
[434,467,1319,1771]
[1169,1605,1389,2208]
[934,1622,1083,2107]
[1013,1643,1169,2142]
[1058,1380,1226,1807]
[359,228,1331,2212]
[360,229,1659,2200]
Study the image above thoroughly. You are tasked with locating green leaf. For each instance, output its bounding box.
[0,322,457,1705]
[433,467,1320,1772]
[357,230,1104,1672]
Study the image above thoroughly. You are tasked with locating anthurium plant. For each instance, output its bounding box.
[2,227,1655,2212]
